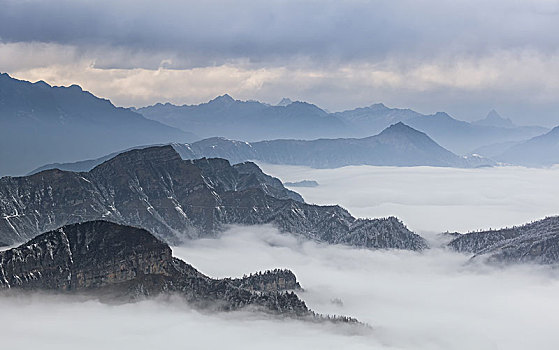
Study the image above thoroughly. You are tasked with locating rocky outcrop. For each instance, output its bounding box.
[447,216,559,264]
[226,269,302,293]
[0,146,427,251]
[0,221,311,316]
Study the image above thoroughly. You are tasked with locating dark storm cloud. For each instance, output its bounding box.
[1,0,558,69]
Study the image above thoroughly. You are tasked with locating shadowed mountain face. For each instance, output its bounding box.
[30,123,495,173]
[0,220,312,316]
[448,216,559,264]
[495,126,559,166]
[137,96,350,141]
[0,146,427,250]
[0,73,197,176]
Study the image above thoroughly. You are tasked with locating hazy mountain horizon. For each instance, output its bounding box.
[0,73,198,176]
[137,93,549,155]
[27,122,496,175]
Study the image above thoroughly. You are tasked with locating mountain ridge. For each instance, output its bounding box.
[448,216,559,264]
[30,123,495,173]
[0,220,334,319]
[1,145,428,250]
[0,73,197,176]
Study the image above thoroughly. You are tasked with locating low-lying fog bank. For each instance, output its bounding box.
[259,163,559,233]
[3,164,559,349]
[173,225,559,350]
[2,225,559,349]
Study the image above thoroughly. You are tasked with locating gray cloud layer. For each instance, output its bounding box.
[2,0,558,66]
[1,0,559,125]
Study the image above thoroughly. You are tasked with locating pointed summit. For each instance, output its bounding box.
[277,97,293,106]
[474,109,515,128]
[486,109,501,120]
[209,94,235,105]
[379,122,420,136]
[369,103,388,110]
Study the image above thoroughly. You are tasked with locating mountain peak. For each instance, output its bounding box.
[380,121,417,134]
[277,97,293,106]
[369,102,388,110]
[433,111,452,118]
[92,145,182,173]
[33,80,51,88]
[210,94,235,104]
[474,109,515,128]
[0,72,12,81]
[486,109,501,119]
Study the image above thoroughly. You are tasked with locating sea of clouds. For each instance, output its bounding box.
[260,164,559,234]
[2,165,559,349]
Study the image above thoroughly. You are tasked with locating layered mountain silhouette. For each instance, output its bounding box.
[174,122,494,168]
[30,123,494,173]
[448,216,559,264]
[472,110,515,128]
[0,220,335,319]
[0,73,197,176]
[335,106,547,154]
[2,74,549,177]
[0,145,427,250]
[493,126,559,166]
[138,97,547,155]
[137,95,348,141]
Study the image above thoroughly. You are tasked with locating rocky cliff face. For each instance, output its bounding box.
[0,221,311,316]
[226,269,302,293]
[447,216,559,264]
[0,146,427,250]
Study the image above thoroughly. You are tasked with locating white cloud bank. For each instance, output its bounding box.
[3,225,559,350]
[259,164,559,234]
[2,165,559,349]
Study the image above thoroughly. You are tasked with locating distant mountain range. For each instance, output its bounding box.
[138,98,548,155]
[136,95,348,141]
[2,73,556,176]
[0,145,427,250]
[448,216,559,264]
[30,122,495,173]
[336,106,548,155]
[492,126,559,166]
[0,73,197,176]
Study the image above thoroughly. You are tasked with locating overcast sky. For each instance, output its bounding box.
[1,0,558,125]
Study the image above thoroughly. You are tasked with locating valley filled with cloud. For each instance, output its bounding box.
[3,165,559,349]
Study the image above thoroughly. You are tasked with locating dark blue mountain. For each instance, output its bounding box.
[0,73,197,176]
[137,95,351,141]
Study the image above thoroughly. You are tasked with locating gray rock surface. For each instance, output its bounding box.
[1,146,428,251]
[448,216,559,264]
[0,220,312,316]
